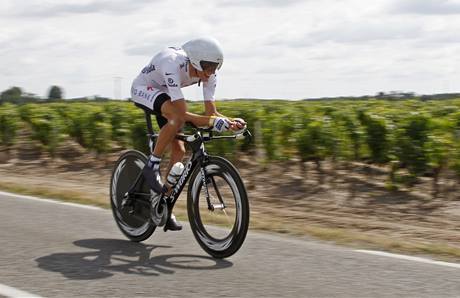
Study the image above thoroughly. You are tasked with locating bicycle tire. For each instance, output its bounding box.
[110,150,155,242]
[187,156,250,258]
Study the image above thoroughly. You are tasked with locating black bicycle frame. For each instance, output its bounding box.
[165,133,209,210]
[124,108,212,215]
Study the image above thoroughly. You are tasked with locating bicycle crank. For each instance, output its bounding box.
[150,192,168,227]
[121,192,135,214]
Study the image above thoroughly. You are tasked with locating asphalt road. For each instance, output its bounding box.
[1,191,460,298]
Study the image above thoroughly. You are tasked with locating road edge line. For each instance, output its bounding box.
[0,283,43,298]
[0,190,105,211]
[355,249,460,269]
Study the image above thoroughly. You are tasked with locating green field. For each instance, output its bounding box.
[1,98,460,191]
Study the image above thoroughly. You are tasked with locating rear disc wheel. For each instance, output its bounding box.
[110,150,155,242]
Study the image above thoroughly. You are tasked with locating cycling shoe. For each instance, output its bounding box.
[142,162,168,194]
[164,214,182,232]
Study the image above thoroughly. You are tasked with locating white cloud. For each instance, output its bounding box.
[0,0,459,99]
[3,0,157,18]
[216,0,304,7]
[388,0,460,15]
[308,21,422,44]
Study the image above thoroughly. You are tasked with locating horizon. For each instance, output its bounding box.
[3,86,460,102]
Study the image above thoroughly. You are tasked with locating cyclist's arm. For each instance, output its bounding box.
[200,74,228,123]
[184,111,216,128]
[185,109,246,132]
[160,63,213,126]
[204,100,225,117]
[203,74,216,104]
[203,101,245,131]
[182,75,243,130]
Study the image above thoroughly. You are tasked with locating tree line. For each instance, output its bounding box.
[0,86,64,104]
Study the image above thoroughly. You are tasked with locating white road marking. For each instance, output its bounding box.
[355,250,460,269]
[0,283,43,298]
[0,190,105,211]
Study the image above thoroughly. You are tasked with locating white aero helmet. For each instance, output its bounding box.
[182,37,224,71]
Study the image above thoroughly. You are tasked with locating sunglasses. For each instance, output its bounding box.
[200,61,219,75]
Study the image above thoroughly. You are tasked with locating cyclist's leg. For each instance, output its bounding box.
[152,98,186,158]
[131,86,183,230]
[161,100,219,130]
[154,111,170,182]
[154,102,185,231]
[154,113,186,181]
[164,141,185,231]
[131,86,176,193]
[158,98,232,130]
[167,140,186,176]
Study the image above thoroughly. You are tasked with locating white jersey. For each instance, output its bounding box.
[132,47,216,105]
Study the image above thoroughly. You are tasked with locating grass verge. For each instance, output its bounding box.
[0,181,110,208]
[1,181,460,262]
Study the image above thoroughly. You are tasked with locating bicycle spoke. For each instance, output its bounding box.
[222,209,234,226]
[210,176,226,205]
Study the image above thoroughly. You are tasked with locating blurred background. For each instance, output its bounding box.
[1,0,460,261]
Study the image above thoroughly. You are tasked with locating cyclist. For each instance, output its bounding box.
[131,37,246,231]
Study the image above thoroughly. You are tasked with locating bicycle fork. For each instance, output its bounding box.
[200,166,226,211]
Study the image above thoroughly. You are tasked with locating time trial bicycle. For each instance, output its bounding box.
[110,107,251,259]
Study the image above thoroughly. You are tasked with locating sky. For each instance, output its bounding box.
[0,0,459,100]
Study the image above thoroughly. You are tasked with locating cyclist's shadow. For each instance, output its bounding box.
[35,238,233,280]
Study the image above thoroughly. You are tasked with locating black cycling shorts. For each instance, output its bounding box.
[153,93,171,129]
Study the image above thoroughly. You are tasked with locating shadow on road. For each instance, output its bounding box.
[35,238,233,280]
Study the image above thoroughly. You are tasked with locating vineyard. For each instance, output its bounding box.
[0,99,459,195]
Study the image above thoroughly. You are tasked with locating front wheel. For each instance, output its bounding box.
[110,150,155,242]
[187,156,250,258]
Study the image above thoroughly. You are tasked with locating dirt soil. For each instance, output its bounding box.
[1,138,460,260]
